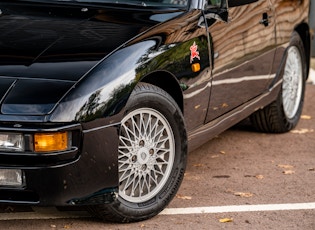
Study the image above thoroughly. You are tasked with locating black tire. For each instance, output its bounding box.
[87,83,187,222]
[250,32,307,133]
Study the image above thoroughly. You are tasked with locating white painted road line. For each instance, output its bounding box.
[0,202,315,220]
[160,202,315,215]
[308,68,315,84]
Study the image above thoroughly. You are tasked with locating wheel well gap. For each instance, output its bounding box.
[141,72,183,112]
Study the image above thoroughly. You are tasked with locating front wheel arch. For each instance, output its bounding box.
[87,83,187,223]
[141,71,184,112]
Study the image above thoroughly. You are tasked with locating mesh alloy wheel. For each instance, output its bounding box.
[118,108,175,203]
[282,46,303,120]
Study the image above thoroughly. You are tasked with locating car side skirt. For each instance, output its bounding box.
[187,79,282,152]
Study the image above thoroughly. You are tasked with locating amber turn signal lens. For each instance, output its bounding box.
[34,132,68,152]
[191,63,200,72]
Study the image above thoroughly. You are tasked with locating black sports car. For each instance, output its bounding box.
[0,0,310,222]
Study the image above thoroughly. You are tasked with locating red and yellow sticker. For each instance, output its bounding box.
[190,41,200,63]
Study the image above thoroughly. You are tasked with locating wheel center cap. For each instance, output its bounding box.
[137,147,149,164]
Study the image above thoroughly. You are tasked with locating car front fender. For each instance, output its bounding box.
[48,39,158,124]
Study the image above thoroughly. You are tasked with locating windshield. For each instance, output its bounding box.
[51,0,188,7]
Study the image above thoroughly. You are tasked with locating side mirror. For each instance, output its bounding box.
[205,0,228,22]
[228,0,259,7]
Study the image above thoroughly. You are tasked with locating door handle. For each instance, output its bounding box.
[259,13,271,27]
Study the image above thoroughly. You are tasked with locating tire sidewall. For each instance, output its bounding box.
[279,32,306,129]
[113,84,187,221]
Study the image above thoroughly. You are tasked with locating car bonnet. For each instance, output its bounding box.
[0,1,183,116]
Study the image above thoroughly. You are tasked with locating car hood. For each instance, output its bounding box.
[0,1,183,115]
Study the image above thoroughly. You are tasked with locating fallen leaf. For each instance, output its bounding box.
[283,170,295,175]
[244,175,253,178]
[220,150,226,154]
[211,154,220,158]
[234,192,254,198]
[290,128,314,134]
[50,225,56,228]
[308,168,315,171]
[277,164,294,169]
[219,218,233,223]
[255,174,264,179]
[221,103,229,108]
[176,194,192,200]
[301,115,312,120]
[213,175,230,178]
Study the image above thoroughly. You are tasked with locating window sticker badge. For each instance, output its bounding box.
[190,41,200,63]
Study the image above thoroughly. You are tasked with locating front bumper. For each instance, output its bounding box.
[0,122,119,206]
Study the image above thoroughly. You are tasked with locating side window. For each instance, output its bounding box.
[208,0,222,7]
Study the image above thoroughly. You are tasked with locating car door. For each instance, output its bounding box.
[205,0,276,121]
